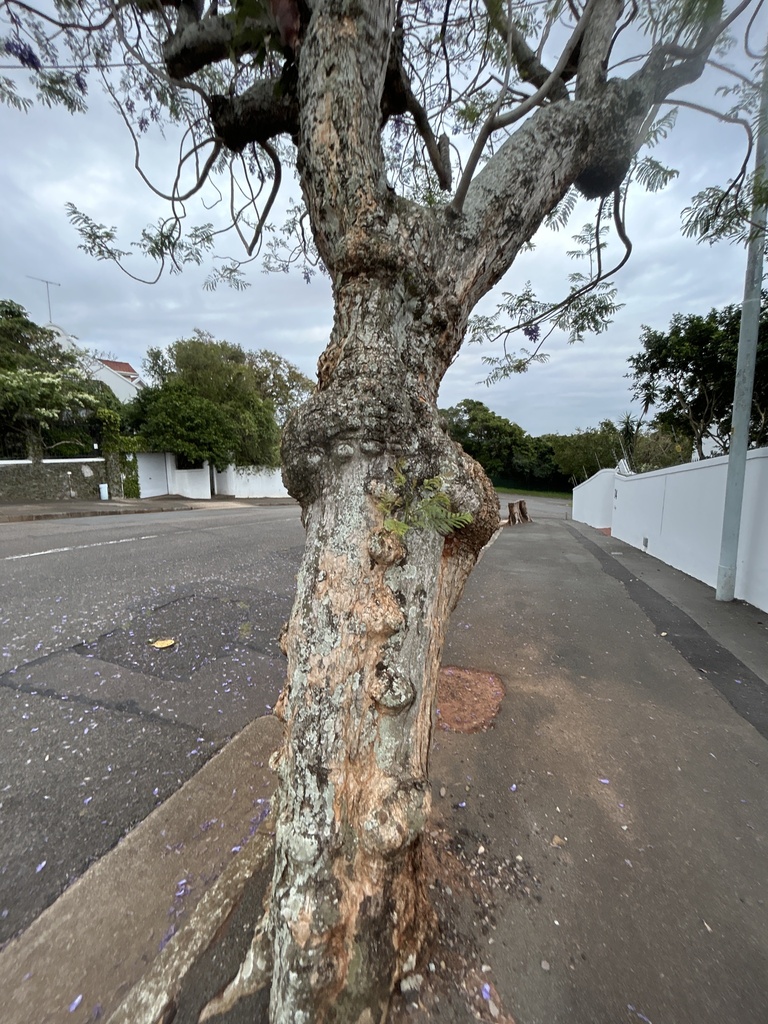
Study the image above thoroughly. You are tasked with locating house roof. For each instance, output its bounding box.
[99,358,142,383]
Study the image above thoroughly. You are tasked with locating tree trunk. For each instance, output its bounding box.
[192,5,677,1016]
[266,279,499,1022]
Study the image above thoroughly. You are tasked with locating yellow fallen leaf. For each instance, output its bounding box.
[550,835,567,848]
[150,638,176,649]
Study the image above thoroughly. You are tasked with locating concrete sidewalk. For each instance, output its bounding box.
[1,496,766,1024]
[0,495,298,523]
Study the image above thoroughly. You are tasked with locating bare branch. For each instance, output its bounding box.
[233,140,282,255]
[3,0,114,32]
[103,74,222,202]
[482,0,569,101]
[745,0,767,59]
[666,96,754,147]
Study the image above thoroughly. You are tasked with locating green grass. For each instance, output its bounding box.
[495,486,572,501]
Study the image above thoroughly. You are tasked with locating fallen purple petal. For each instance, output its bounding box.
[509,784,517,792]
[627,1006,653,1024]
[36,860,46,873]
[481,983,491,1000]
[69,994,83,1012]
[159,924,176,951]
[599,778,610,785]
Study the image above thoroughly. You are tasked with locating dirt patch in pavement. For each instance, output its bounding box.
[436,667,505,734]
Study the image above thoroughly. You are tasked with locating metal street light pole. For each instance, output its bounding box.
[715,55,768,602]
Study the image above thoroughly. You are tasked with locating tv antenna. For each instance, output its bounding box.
[26,276,61,322]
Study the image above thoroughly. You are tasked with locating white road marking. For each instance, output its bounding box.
[194,515,299,531]
[4,535,159,561]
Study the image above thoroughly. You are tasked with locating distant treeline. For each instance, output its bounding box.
[441,400,690,492]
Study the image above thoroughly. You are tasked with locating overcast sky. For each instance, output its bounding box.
[0,24,762,437]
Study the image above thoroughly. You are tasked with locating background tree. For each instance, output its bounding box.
[441,399,525,478]
[542,417,690,481]
[246,348,315,426]
[1,0,760,1019]
[627,297,768,458]
[442,399,564,490]
[542,419,623,483]
[126,379,257,468]
[0,299,118,457]
[135,330,284,467]
[632,424,692,471]
[0,299,73,372]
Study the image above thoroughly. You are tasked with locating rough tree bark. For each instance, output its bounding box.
[154,0,732,1019]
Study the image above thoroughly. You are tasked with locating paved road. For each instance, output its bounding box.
[0,507,304,943]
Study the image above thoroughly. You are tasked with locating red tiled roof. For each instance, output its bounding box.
[100,359,139,376]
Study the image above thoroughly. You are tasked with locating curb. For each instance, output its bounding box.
[106,830,273,1024]
[0,716,281,1024]
[0,505,199,524]
[0,498,299,524]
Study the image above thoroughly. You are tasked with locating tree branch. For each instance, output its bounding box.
[161,11,266,80]
[482,0,569,102]
[452,74,653,309]
[450,0,598,215]
[208,77,299,150]
[4,0,114,32]
[232,139,282,255]
[634,0,754,102]
[575,0,624,99]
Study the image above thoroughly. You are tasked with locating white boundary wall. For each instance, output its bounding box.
[137,454,288,500]
[572,468,615,529]
[214,466,288,498]
[571,448,768,612]
[137,453,210,499]
[167,457,211,500]
[137,453,168,497]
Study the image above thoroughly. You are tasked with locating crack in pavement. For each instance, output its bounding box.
[0,658,204,734]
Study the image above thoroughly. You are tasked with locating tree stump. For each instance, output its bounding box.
[507,500,533,525]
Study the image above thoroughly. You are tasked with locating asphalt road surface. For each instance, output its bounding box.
[0,507,305,944]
